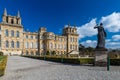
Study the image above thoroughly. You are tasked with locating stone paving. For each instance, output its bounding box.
[1,56,120,80]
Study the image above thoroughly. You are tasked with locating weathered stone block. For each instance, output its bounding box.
[94,49,108,67]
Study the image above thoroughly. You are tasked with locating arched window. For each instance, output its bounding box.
[11,30,14,37]
[16,31,19,37]
[11,41,14,48]
[16,41,20,48]
[5,30,9,36]
[6,41,9,48]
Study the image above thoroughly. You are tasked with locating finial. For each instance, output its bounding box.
[3,8,7,16]
[68,23,70,27]
[74,24,76,28]
[17,10,20,18]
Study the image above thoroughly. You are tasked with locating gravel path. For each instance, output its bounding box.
[0,56,120,80]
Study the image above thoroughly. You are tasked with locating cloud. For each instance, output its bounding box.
[81,39,120,49]
[77,18,97,39]
[112,35,120,41]
[101,12,120,32]
[81,40,97,48]
[106,41,120,49]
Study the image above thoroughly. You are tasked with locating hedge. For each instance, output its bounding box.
[23,55,94,65]
[23,55,120,66]
[0,56,8,76]
[110,58,120,65]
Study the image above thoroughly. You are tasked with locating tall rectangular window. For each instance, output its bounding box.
[16,31,19,37]
[5,30,9,37]
[16,41,20,48]
[11,30,14,37]
[6,41,9,48]
[11,41,14,48]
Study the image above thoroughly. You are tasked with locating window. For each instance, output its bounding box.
[31,35,33,39]
[41,43,44,49]
[16,41,20,48]
[60,44,62,49]
[26,35,28,39]
[36,42,38,48]
[26,50,29,55]
[36,36,38,39]
[11,30,14,37]
[6,41,9,48]
[32,42,33,48]
[64,44,66,50]
[73,38,74,42]
[16,31,19,37]
[50,43,52,49]
[11,41,14,48]
[54,44,56,49]
[11,19,14,24]
[5,30,9,36]
[27,42,29,48]
[25,42,29,48]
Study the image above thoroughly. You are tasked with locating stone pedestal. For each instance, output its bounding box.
[94,49,108,66]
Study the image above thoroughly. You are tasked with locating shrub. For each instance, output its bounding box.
[0,52,3,56]
[110,58,120,65]
[46,51,50,55]
[22,55,94,65]
[51,51,56,55]
[79,58,94,64]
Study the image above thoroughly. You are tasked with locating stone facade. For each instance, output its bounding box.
[0,9,79,55]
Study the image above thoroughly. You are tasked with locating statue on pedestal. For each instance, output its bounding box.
[94,23,107,49]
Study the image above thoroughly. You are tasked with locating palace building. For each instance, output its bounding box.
[0,8,79,55]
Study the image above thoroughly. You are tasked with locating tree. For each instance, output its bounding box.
[51,51,56,55]
[79,44,95,56]
[79,44,86,55]
[0,52,3,56]
[46,51,50,55]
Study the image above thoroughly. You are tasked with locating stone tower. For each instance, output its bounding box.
[38,27,47,55]
[2,8,21,25]
[62,24,79,53]
[0,8,23,55]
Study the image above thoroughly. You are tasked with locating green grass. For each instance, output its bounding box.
[0,56,4,61]
[0,56,8,77]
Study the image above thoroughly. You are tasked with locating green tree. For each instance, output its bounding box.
[51,51,56,55]
[79,44,85,55]
[46,51,50,55]
[0,52,3,56]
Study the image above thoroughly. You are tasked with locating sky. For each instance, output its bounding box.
[0,0,120,49]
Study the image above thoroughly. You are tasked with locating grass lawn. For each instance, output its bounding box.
[0,56,4,61]
[0,56,7,76]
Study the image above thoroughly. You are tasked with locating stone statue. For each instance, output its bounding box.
[94,23,107,49]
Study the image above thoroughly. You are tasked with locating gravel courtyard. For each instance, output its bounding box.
[1,56,120,80]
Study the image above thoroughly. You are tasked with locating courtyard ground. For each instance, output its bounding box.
[0,56,120,80]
